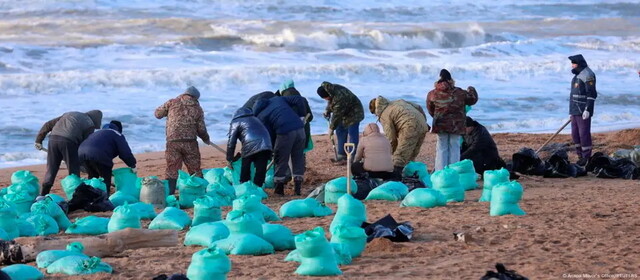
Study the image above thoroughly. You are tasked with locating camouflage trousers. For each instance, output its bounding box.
[165,140,202,179]
[393,127,428,167]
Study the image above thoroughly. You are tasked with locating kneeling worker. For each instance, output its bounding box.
[352,123,395,180]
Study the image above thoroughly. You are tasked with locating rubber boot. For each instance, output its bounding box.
[274,181,285,196]
[167,178,177,195]
[294,177,303,196]
[391,166,404,181]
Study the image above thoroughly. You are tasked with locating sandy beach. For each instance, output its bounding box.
[1,129,639,279]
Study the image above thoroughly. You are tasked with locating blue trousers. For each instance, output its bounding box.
[335,122,360,157]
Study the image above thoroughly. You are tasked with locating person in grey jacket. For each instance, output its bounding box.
[227,107,273,187]
[568,54,597,166]
[35,110,103,195]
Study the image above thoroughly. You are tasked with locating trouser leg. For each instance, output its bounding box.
[570,116,582,158]
[347,122,360,152]
[448,134,461,166]
[182,141,203,177]
[239,155,253,184]
[98,163,113,195]
[165,141,183,180]
[61,140,80,176]
[252,151,270,187]
[578,117,593,159]
[41,140,64,196]
[274,133,294,183]
[335,124,348,158]
[290,129,306,180]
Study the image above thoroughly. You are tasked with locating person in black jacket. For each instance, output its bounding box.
[280,79,314,150]
[253,95,308,195]
[227,107,273,187]
[242,91,277,110]
[460,117,506,175]
[78,120,136,194]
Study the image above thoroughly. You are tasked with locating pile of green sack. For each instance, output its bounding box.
[448,159,478,190]
[36,242,112,276]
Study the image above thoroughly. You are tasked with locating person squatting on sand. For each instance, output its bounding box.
[461,117,506,175]
[369,96,430,177]
[568,54,597,166]
[78,120,137,195]
[427,69,478,171]
[226,107,273,187]
[351,123,395,180]
[155,86,212,194]
[35,110,103,196]
[317,81,365,164]
[253,95,309,195]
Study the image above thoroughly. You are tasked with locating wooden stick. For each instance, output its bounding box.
[535,119,571,154]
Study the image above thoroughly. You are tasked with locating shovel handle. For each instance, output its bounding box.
[535,118,571,154]
[344,143,355,195]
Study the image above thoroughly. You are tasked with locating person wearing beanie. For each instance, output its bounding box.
[568,54,597,166]
[317,81,364,164]
[155,86,211,194]
[35,110,103,195]
[280,79,314,151]
[369,96,429,178]
[78,120,137,194]
[426,68,478,171]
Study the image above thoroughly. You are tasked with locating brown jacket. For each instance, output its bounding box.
[155,94,210,142]
[426,80,478,135]
[354,123,394,172]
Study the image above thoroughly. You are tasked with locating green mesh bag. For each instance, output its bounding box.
[192,196,222,226]
[65,216,109,235]
[365,181,408,201]
[262,223,295,251]
[148,207,191,230]
[329,194,366,234]
[447,159,478,190]
[324,177,358,204]
[279,198,332,218]
[213,210,274,255]
[480,168,510,202]
[400,188,447,208]
[186,246,231,280]
[294,227,342,276]
[107,203,141,233]
[431,168,464,202]
[402,161,432,187]
[46,255,112,275]
[36,242,86,268]
[330,225,367,258]
[184,221,230,247]
[490,181,526,216]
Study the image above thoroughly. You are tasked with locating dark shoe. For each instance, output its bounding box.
[576,157,588,167]
[274,182,285,196]
[391,166,404,181]
[167,178,177,195]
[294,177,303,196]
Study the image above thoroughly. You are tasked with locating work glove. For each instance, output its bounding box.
[131,167,137,174]
[34,143,43,151]
[582,110,590,120]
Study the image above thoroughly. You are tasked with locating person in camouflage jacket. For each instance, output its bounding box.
[426,69,478,170]
[155,86,211,194]
[317,81,364,162]
[369,96,430,175]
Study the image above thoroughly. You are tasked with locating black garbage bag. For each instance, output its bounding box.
[0,270,10,280]
[352,174,379,200]
[152,274,189,280]
[480,263,529,280]
[68,183,115,213]
[543,150,586,178]
[57,200,69,215]
[586,152,640,180]
[511,148,546,176]
[361,214,413,243]
[402,172,427,192]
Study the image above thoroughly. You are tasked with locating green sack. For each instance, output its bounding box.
[262,223,295,251]
[46,255,112,275]
[17,218,37,237]
[365,181,408,201]
[193,196,222,226]
[324,177,358,204]
[127,202,157,220]
[184,221,230,247]
[186,246,232,280]
[108,203,141,233]
[112,167,140,198]
[490,181,526,216]
[109,191,139,207]
[223,160,244,185]
[262,165,275,189]
[31,196,71,230]
[231,194,279,223]
[149,207,191,230]
[177,170,207,209]
[279,198,333,218]
[480,168,510,202]
[65,216,109,235]
[0,205,19,239]
[294,227,342,276]
[402,161,432,187]
[61,174,83,200]
[1,264,44,280]
[233,181,268,200]
[3,192,33,214]
[205,183,236,207]
[400,188,447,208]
[26,214,59,236]
[285,242,352,265]
[448,159,478,190]
[10,170,39,190]
[213,210,274,255]
[0,228,8,240]
[203,168,231,186]
[166,195,180,208]
[330,225,367,258]
[36,242,85,268]
[83,177,107,193]
[431,168,465,202]
[45,193,66,204]
[330,194,366,234]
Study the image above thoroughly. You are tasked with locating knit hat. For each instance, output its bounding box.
[317,86,330,98]
[184,86,200,99]
[439,69,452,81]
[110,120,123,133]
[369,98,377,114]
[280,79,295,92]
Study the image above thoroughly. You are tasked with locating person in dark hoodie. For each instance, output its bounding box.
[78,120,137,194]
[35,110,103,196]
[280,79,313,151]
[568,54,597,166]
[241,91,277,110]
[155,86,212,194]
[227,107,273,187]
[253,95,308,195]
[460,117,506,175]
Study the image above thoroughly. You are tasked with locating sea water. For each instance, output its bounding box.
[1,0,639,167]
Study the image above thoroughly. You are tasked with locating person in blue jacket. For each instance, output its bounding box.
[253,95,308,195]
[78,120,137,194]
[227,107,273,187]
[568,54,597,166]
